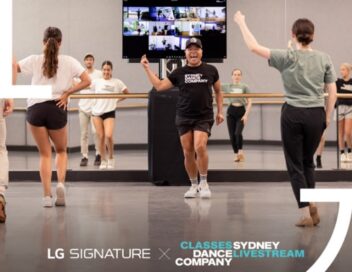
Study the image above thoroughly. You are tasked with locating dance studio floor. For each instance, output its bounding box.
[1,182,352,272]
[8,144,340,170]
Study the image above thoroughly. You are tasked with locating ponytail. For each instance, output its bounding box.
[42,27,62,78]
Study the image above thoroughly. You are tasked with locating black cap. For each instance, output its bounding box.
[84,53,95,60]
[185,37,202,49]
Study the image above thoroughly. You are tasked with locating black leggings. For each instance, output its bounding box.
[226,105,246,153]
[281,103,326,209]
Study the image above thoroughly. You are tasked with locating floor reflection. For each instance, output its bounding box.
[8,145,339,170]
[0,182,351,271]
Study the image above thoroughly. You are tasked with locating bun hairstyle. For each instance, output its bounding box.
[101,60,113,70]
[292,18,314,46]
[42,27,62,78]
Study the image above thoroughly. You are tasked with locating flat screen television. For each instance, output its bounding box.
[122,0,227,61]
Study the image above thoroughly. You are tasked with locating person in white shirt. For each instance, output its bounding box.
[78,54,103,167]
[91,61,129,169]
[17,27,91,207]
[0,59,15,223]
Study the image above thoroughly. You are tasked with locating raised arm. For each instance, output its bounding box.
[140,54,174,91]
[234,11,271,60]
[325,82,337,127]
[213,80,224,125]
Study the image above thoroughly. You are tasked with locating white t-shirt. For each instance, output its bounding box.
[18,54,85,108]
[91,78,127,116]
[78,69,103,113]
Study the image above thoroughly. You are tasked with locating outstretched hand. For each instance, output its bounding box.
[234,11,245,25]
[140,54,149,70]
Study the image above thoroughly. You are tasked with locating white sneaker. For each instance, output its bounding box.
[107,158,115,169]
[198,182,212,199]
[55,183,66,206]
[42,196,53,208]
[184,185,199,198]
[347,153,352,162]
[341,153,348,162]
[99,160,108,169]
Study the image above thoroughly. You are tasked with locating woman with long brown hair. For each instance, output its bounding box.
[17,27,90,207]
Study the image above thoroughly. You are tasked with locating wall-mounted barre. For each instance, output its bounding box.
[10,93,348,111]
[68,93,350,99]
[69,93,286,99]
[11,100,286,112]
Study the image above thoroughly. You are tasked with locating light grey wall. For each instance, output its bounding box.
[12,0,350,145]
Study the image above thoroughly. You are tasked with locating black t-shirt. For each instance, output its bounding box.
[336,78,352,105]
[168,63,219,119]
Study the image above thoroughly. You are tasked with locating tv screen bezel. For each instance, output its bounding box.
[122,0,227,62]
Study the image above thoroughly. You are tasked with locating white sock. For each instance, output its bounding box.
[200,174,207,185]
[190,178,198,187]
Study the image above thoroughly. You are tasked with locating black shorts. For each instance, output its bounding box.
[175,116,214,137]
[26,100,67,130]
[94,110,116,120]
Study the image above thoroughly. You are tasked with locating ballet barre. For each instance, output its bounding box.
[68,93,352,99]
[11,93,351,111]
[69,93,286,99]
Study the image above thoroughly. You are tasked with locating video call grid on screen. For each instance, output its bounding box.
[122,0,227,60]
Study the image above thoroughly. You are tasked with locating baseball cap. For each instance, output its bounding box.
[84,53,95,60]
[185,37,202,49]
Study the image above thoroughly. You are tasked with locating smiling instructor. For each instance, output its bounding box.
[141,37,224,199]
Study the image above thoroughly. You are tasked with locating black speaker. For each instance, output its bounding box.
[148,88,189,186]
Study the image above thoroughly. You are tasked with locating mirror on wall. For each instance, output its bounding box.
[6,100,340,171]
[10,0,346,173]
[66,98,148,171]
[64,97,339,171]
[5,96,341,172]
